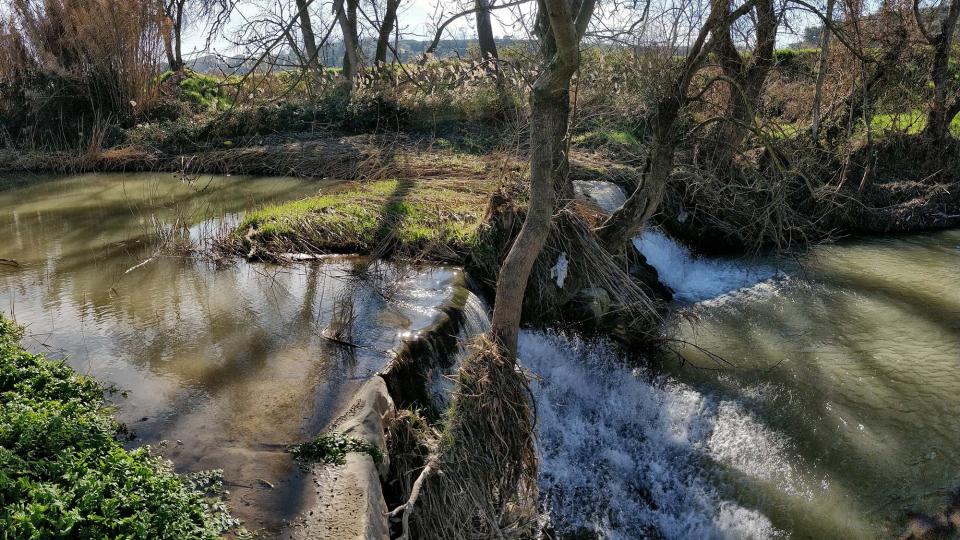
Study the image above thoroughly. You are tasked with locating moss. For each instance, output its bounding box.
[290,433,383,465]
[238,177,496,261]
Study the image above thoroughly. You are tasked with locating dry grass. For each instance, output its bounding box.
[391,335,538,540]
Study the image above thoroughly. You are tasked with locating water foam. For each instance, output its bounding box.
[520,331,786,539]
[633,230,779,303]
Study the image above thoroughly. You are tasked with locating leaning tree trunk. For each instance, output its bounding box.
[374,0,400,65]
[596,97,680,252]
[490,0,594,358]
[295,0,320,69]
[921,0,960,144]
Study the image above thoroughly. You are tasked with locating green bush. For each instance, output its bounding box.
[0,316,232,539]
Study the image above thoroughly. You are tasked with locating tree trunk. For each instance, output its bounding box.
[711,0,776,162]
[489,0,595,359]
[375,0,400,65]
[173,0,184,70]
[335,0,361,85]
[295,0,320,69]
[162,23,178,71]
[811,0,836,140]
[476,0,499,60]
[922,0,960,143]
[596,98,680,252]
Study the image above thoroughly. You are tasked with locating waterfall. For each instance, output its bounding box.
[429,290,491,407]
[520,331,785,539]
[633,229,780,303]
[573,179,779,303]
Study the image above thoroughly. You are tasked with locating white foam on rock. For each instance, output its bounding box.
[520,331,787,539]
[633,229,780,303]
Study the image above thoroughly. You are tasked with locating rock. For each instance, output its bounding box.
[569,286,611,323]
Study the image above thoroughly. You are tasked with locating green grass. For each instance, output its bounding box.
[764,121,801,139]
[869,110,960,137]
[160,70,231,111]
[0,316,233,538]
[573,129,644,153]
[290,433,383,465]
[764,110,959,140]
[239,178,495,260]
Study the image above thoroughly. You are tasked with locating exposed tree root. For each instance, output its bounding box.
[390,336,537,540]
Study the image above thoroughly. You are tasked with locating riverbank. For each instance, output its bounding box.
[0,315,232,537]
[7,128,958,261]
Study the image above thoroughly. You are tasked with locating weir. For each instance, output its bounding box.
[4,172,960,538]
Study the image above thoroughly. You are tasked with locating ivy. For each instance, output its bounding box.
[290,433,383,466]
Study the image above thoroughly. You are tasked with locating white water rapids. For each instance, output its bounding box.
[521,213,785,538]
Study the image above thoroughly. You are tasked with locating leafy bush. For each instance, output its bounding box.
[0,316,232,539]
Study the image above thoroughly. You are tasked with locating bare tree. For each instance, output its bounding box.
[710,0,778,163]
[915,0,960,143]
[812,0,836,139]
[476,0,499,60]
[489,0,596,357]
[374,0,401,64]
[159,0,234,71]
[334,0,361,84]
[294,0,320,69]
[597,0,762,251]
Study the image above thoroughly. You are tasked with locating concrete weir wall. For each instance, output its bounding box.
[288,377,395,539]
[286,280,484,540]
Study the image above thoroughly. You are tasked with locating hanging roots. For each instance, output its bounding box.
[389,335,538,540]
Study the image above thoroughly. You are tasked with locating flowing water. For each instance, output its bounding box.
[0,172,472,535]
[528,226,960,539]
[4,173,959,539]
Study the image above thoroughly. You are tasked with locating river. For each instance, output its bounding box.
[0,172,472,535]
[3,173,959,538]
[529,226,960,538]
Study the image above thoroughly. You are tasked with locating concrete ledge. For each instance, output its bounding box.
[289,377,395,540]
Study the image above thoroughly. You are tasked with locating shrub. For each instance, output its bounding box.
[0,316,233,539]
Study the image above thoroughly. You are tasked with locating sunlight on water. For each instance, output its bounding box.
[668,229,960,537]
[0,172,467,535]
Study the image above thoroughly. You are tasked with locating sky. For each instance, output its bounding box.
[181,0,810,59]
[182,0,530,57]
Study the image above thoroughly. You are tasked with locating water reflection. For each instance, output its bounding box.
[0,173,466,535]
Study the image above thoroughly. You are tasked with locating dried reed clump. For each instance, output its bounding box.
[539,207,661,322]
[391,336,538,540]
[0,0,165,148]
